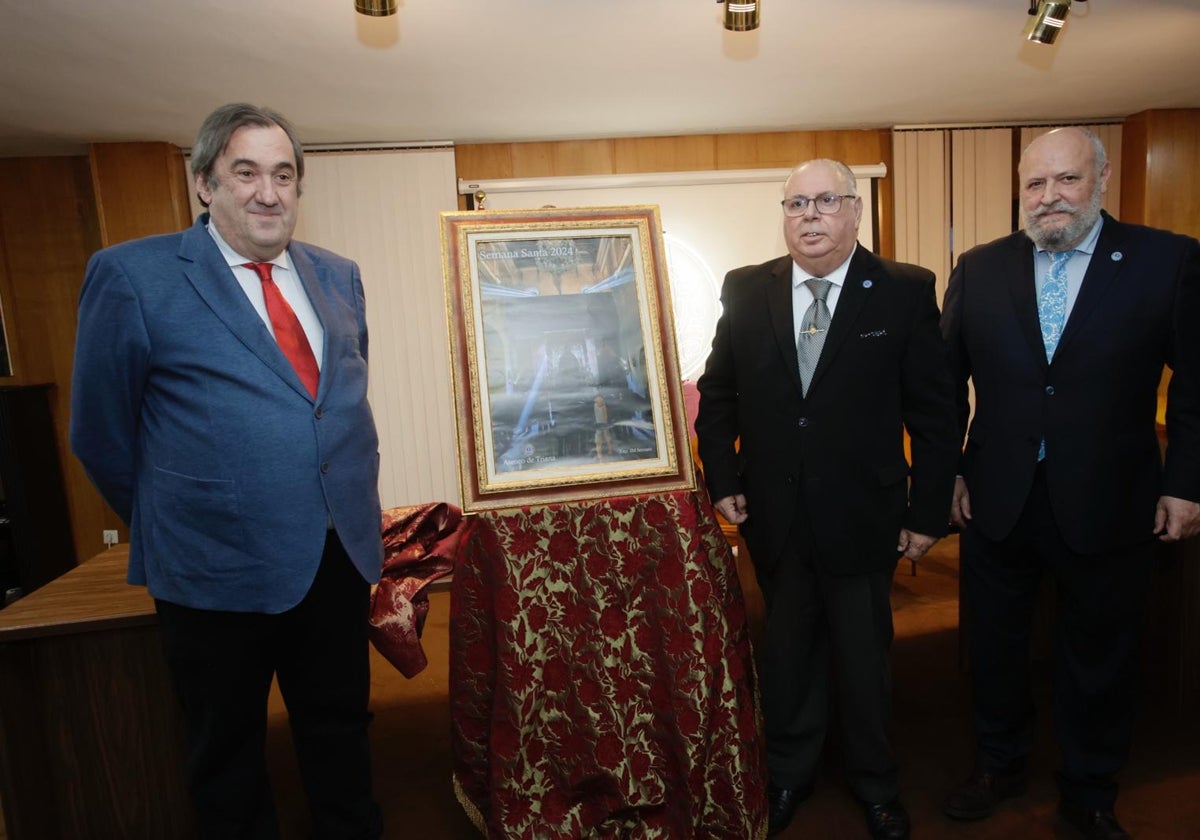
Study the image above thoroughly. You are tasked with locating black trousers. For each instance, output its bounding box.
[755,505,899,805]
[962,464,1153,810]
[156,531,382,839]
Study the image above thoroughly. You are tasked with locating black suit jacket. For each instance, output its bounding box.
[696,246,960,576]
[940,212,1200,554]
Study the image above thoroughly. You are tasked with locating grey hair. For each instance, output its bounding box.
[190,103,304,206]
[1078,127,1109,177]
[785,158,858,196]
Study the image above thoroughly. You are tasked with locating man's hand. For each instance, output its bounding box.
[949,476,972,530]
[897,529,938,562]
[713,494,748,525]
[1154,495,1200,542]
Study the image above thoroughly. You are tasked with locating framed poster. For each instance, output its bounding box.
[440,205,694,511]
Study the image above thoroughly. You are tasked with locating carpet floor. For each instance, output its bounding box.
[4,538,1194,839]
[224,536,1200,837]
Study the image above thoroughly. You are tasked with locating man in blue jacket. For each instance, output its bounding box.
[70,103,385,839]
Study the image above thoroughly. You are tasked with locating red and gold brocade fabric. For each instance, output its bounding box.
[369,502,464,678]
[450,489,767,838]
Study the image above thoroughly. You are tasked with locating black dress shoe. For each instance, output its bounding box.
[1057,801,1132,840]
[861,798,910,840]
[943,767,1027,820]
[766,783,811,836]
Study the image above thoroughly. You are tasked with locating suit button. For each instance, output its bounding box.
[314,407,324,419]
[1045,385,1055,395]
[320,462,330,474]
[798,417,809,428]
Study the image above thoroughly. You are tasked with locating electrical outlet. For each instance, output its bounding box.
[103,529,119,548]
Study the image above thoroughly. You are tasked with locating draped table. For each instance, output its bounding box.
[449,489,767,838]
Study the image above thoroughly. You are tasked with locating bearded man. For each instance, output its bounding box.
[940,127,1200,840]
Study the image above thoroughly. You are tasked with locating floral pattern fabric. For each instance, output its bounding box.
[369,502,464,678]
[450,490,767,838]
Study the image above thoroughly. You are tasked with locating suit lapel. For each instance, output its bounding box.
[178,216,317,401]
[289,243,333,399]
[1055,213,1124,360]
[806,247,872,395]
[1006,233,1045,366]
[765,257,806,396]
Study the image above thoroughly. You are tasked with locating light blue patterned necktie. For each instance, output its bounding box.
[1038,249,1075,361]
[1036,249,1075,461]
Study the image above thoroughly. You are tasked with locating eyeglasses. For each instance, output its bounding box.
[781,193,857,217]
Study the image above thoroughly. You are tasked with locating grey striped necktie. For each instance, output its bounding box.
[797,277,831,396]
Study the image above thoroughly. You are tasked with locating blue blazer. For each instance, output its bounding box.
[70,215,384,613]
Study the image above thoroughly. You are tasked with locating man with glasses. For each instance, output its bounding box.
[696,159,959,838]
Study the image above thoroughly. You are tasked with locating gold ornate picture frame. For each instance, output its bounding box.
[440,206,694,511]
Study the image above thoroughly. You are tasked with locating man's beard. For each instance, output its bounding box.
[1022,188,1102,251]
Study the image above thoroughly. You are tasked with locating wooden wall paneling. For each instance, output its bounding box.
[1120,112,1148,225]
[811,129,882,165]
[509,139,617,178]
[73,141,194,552]
[453,143,514,207]
[454,129,896,258]
[453,143,516,180]
[614,134,717,173]
[714,131,818,169]
[0,157,103,568]
[1118,109,1200,446]
[1122,109,1200,238]
[0,159,96,385]
[89,142,192,246]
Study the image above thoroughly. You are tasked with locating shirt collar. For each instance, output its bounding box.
[205,218,292,273]
[792,243,856,289]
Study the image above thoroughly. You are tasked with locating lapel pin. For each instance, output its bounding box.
[1111,251,1123,261]
[862,279,873,289]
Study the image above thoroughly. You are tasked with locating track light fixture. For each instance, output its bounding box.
[1024,0,1085,45]
[722,0,760,32]
[355,0,397,17]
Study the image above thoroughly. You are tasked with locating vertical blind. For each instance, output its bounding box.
[190,147,463,508]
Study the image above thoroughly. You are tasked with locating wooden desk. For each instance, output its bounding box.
[0,547,191,839]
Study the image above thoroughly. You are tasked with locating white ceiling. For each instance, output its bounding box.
[1,0,1198,157]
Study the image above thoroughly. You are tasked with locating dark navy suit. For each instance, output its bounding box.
[941,211,1200,809]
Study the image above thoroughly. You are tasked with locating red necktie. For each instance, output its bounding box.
[244,262,320,399]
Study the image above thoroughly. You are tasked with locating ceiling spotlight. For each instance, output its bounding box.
[355,0,397,16]
[723,0,760,32]
[1024,0,1072,45]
